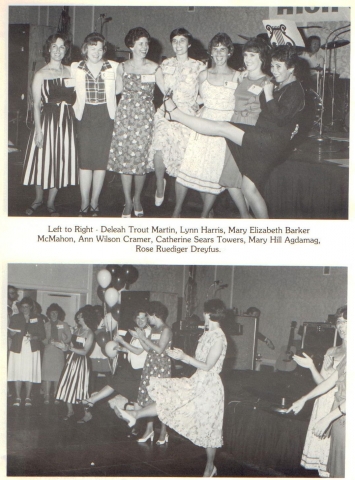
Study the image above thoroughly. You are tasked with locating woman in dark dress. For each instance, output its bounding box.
[22,34,78,216]
[163,45,305,218]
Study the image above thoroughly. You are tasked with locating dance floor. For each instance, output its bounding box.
[7,372,318,477]
[8,124,348,219]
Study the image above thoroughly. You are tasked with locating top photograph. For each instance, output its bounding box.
[8,5,350,219]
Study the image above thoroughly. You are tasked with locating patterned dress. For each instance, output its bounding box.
[301,355,345,477]
[107,63,156,175]
[56,335,90,404]
[177,76,237,194]
[148,328,227,448]
[22,78,78,189]
[148,57,206,176]
[137,327,172,407]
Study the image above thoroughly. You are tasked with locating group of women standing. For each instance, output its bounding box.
[22,26,304,219]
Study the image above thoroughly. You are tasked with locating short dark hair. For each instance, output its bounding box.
[243,37,271,74]
[81,32,106,61]
[146,301,169,322]
[75,305,99,332]
[43,33,71,64]
[245,307,261,318]
[125,27,151,48]
[335,305,347,321]
[8,285,18,291]
[271,45,302,79]
[170,27,192,44]
[19,297,34,308]
[203,299,226,323]
[46,303,66,321]
[307,35,321,47]
[208,32,234,56]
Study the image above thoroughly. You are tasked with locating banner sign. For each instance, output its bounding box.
[269,7,350,23]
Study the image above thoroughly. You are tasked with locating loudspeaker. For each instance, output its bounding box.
[225,315,259,370]
[120,291,150,329]
[301,322,340,369]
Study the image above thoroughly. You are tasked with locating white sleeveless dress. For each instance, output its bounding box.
[176,76,237,194]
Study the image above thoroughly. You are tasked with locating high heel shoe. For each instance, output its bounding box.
[78,205,90,217]
[209,466,217,477]
[133,198,144,217]
[90,205,100,217]
[137,431,154,443]
[155,178,166,207]
[156,433,168,445]
[163,89,177,121]
[122,205,133,218]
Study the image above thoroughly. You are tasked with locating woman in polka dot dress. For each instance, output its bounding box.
[134,301,172,444]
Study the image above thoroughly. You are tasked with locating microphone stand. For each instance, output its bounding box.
[316,24,350,143]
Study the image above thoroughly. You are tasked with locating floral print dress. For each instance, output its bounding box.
[148,57,206,177]
[107,63,156,175]
[148,328,227,448]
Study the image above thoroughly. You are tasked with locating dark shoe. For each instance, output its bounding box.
[78,205,90,217]
[90,205,100,217]
[47,206,60,217]
[25,201,43,216]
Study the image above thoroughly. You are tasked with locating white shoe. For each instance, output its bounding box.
[156,433,168,445]
[155,179,166,206]
[137,431,154,443]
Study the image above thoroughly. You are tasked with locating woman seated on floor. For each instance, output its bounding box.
[163,45,305,219]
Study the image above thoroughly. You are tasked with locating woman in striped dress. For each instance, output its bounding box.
[56,306,97,420]
[22,33,78,216]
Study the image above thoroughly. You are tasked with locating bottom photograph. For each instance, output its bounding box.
[7,264,347,478]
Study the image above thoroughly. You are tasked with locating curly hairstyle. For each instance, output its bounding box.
[335,305,347,321]
[271,45,302,79]
[146,301,169,322]
[43,33,71,64]
[170,27,192,44]
[125,27,151,48]
[75,305,99,332]
[208,32,234,57]
[243,37,271,74]
[81,32,106,61]
[204,299,226,324]
[46,303,66,321]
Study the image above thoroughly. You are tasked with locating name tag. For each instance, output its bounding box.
[118,330,127,336]
[57,325,64,329]
[224,81,238,90]
[248,84,263,95]
[76,336,85,345]
[151,334,161,340]
[102,71,115,80]
[64,78,76,88]
[164,66,176,75]
[141,74,156,83]
[30,318,38,324]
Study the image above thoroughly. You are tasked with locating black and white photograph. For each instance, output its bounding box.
[7,263,347,477]
[8,5,350,219]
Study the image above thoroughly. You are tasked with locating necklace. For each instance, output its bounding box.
[48,64,64,79]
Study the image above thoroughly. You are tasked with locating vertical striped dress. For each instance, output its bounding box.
[56,335,89,404]
[22,78,78,189]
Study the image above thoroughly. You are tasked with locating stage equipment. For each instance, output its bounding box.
[301,321,340,369]
[225,315,259,370]
[120,291,150,329]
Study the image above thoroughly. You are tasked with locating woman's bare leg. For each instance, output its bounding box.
[173,181,188,217]
[204,447,216,477]
[158,422,167,442]
[227,187,251,218]
[242,176,269,219]
[91,170,106,209]
[201,193,217,218]
[47,187,58,210]
[79,169,93,210]
[121,174,133,215]
[153,151,166,198]
[133,175,146,212]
